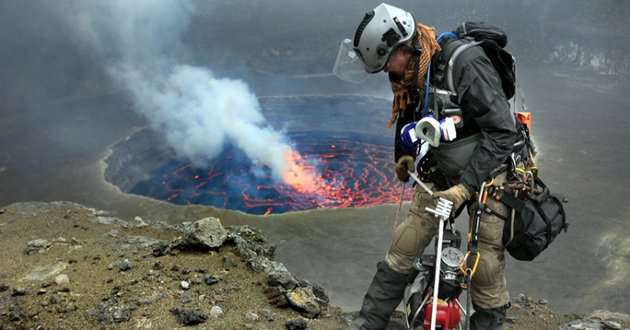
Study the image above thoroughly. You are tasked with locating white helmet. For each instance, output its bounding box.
[353,3,416,73]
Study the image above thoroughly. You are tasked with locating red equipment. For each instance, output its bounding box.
[423,299,462,330]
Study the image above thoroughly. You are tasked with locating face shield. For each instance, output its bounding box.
[332,38,371,83]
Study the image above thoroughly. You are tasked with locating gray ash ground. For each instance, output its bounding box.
[1,202,627,330]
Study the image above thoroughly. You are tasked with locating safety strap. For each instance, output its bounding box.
[410,36,421,121]
[459,180,490,279]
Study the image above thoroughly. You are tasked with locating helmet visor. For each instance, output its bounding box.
[333,38,370,83]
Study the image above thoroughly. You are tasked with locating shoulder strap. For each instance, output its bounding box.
[446,41,481,95]
[432,38,479,96]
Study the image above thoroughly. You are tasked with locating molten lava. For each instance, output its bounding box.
[130,134,413,214]
[281,149,325,194]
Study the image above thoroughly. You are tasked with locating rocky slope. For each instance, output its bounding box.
[0,201,627,330]
[0,202,345,329]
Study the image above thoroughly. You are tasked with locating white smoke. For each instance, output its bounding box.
[72,0,296,178]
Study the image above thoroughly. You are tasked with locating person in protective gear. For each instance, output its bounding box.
[345,3,518,329]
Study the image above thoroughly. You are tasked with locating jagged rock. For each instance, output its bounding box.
[248,255,274,273]
[152,241,170,257]
[264,286,289,308]
[111,305,130,322]
[113,258,132,271]
[174,217,227,250]
[309,282,330,306]
[559,310,630,330]
[559,319,604,330]
[286,317,309,330]
[589,310,630,324]
[286,286,326,319]
[204,274,221,286]
[170,307,208,325]
[210,305,224,319]
[25,239,51,254]
[267,262,298,289]
[226,226,275,261]
[90,299,131,324]
[180,280,190,290]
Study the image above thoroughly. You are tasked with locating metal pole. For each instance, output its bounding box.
[408,171,434,196]
[430,215,445,330]
[425,198,453,330]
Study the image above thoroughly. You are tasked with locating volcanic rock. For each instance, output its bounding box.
[11,287,27,296]
[113,258,132,272]
[111,306,131,323]
[286,317,309,330]
[263,285,289,308]
[267,262,298,289]
[210,305,224,319]
[173,217,227,250]
[204,274,221,286]
[170,307,208,325]
[151,241,170,257]
[25,239,51,254]
[90,299,131,324]
[286,286,326,319]
[558,309,630,330]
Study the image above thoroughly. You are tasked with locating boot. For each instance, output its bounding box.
[469,302,511,330]
[348,260,410,330]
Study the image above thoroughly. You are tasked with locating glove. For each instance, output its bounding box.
[433,183,472,214]
[395,155,415,182]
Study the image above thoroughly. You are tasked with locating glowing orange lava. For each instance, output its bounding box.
[281,149,325,194]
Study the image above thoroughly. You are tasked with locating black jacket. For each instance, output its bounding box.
[394,39,518,193]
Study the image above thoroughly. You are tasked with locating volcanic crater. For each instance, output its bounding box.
[105,95,413,214]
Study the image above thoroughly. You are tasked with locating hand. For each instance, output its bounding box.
[433,183,472,214]
[395,155,415,182]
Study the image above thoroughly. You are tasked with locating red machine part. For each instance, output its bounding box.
[422,299,462,330]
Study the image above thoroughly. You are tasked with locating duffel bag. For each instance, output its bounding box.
[497,177,569,261]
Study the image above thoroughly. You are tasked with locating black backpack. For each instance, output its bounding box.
[438,22,516,100]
